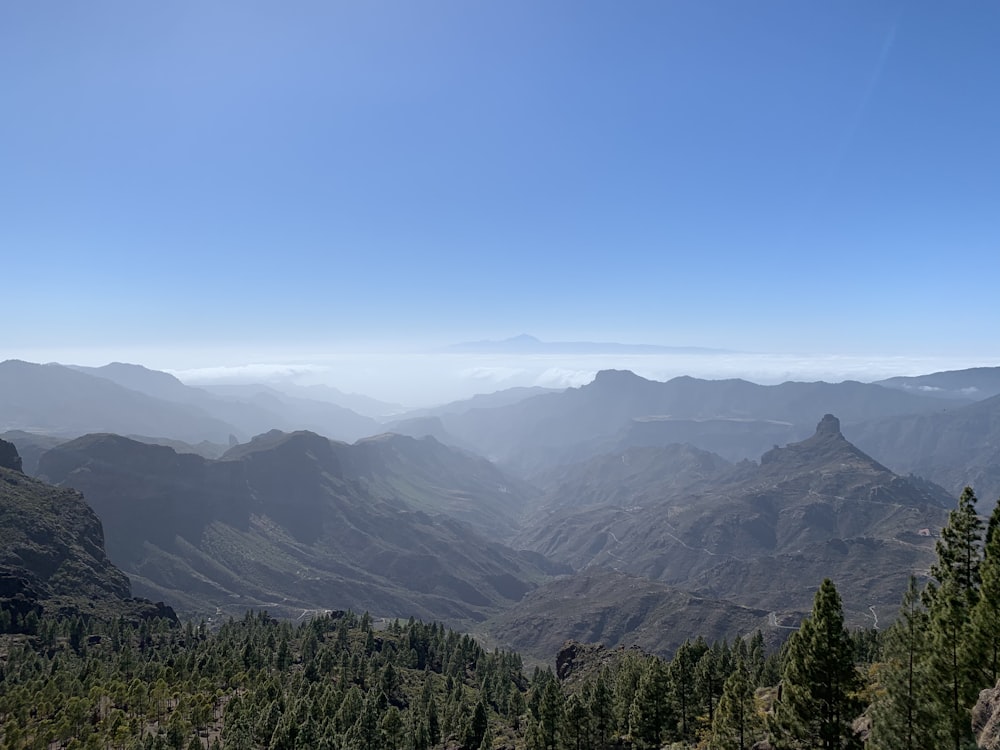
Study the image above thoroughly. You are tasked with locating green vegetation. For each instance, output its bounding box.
[0,603,810,750]
[869,486,1000,750]
[0,591,896,750]
[0,610,528,750]
[770,579,861,749]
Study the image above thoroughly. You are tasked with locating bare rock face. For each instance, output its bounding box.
[973,680,1000,749]
[0,439,22,472]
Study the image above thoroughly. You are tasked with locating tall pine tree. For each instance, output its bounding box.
[868,577,936,750]
[770,579,860,749]
[711,651,762,750]
[923,486,983,750]
[967,496,1000,693]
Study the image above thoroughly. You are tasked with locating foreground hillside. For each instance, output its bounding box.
[36,431,558,625]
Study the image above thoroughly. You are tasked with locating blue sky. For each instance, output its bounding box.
[3,1,999,391]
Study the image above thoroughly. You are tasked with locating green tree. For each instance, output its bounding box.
[629,658,672,748]
[563,693,591,750]
[527,678,563,750]
[381,706,404,750]
[923,486,983,750]
[967,496,1000,692]
[696,641,730,730]
[868,577,936,750]
[465,698,489,750]
[586,671,614,749]
[770,579,860,749]
[670,638,707,741]
[711,652,762,750]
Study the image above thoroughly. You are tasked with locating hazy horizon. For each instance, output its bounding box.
[5,336,999,407]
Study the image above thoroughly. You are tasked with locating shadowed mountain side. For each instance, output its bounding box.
[424,370,955,473]
[846,393,1000,502]
[599,417,808,463]
[485,570,775,661]
[36,431,560,624]
[528,443,732,513]
[345,432,538,540]
[514,416,949,622]
[0,360,235,442]
[0,439,174,624]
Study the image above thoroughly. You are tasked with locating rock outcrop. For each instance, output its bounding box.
[974,680,1000,749]
[0,438,22,472]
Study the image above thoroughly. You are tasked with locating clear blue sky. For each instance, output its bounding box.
[3,1,999,363]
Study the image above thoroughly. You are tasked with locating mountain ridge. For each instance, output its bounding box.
[36,430,560,624]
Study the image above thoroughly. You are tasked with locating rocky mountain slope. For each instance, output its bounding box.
[486,570,776,660]
[0,439,173,626]
[36,431,559,625]
[514,415,950,625]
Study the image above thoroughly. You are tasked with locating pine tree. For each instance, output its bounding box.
[711,652,762,750]
[527,678,564,750]
[770,579,861,749]
[670,638,707,741]
[629,658,672,748]
[967,496,1000,692]
[868,577,936,750]
[696,641,730,730]
[923,486,983,750]
[586,671,614,749]
[563,693,591,750]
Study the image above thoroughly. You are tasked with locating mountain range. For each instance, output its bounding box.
[512,415,949,631]
[36,430,560,625]
[5,357,1000,658]
[0,359,379,445]
[393,369,959,472]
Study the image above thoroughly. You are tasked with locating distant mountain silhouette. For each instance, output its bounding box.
[37,431,560,624]
[72,363,380,442]
[412,370,955,473]
[876,366,1000,401]
[0,360,235,442]
[268,382,406,419]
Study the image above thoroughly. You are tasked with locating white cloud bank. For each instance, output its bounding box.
[7,342,998,407]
